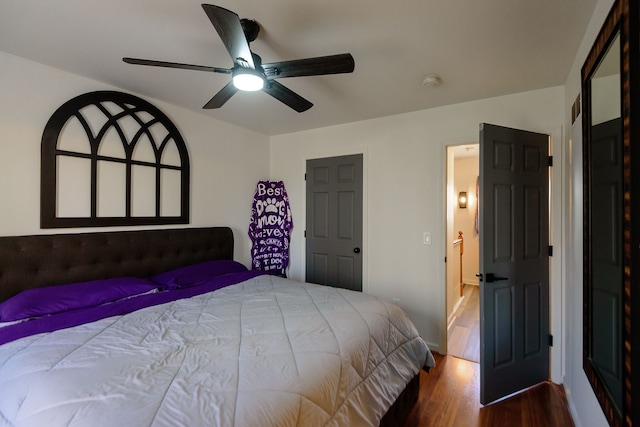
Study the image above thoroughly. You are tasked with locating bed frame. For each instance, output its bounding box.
[0,227,234,302]
[0,226,418,425]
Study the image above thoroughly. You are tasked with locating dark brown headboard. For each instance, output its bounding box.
[0,227,234,302]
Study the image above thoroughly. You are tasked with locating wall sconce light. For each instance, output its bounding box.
[458,191,467,209]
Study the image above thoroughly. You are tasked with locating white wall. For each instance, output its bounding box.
[562,0,614,426]
[0,51,270,266]
[270,86,564,355]
[592,74,621,125]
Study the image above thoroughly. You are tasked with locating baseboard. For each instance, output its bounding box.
[425,340,442,354]
[563,382,582,427]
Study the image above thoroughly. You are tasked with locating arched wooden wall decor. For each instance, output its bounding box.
[41,91,190,228]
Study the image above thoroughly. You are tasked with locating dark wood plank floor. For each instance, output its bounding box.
[403,353,575,427]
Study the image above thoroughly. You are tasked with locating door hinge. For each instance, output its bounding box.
[548,155,553,167]
[444,256,447,263]
[304,230,306,238]
[549,334,554,347]
[548,245,553,256]
[304,173,307,180]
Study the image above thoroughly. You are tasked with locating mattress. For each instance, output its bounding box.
[0,273,434,427]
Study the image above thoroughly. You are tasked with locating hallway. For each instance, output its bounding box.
[447,284,479,363]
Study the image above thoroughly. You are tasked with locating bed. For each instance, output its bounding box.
[0,227,434,427]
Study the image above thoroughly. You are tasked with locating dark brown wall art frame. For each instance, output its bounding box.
[41,91,190,228]
[581,0,639,425]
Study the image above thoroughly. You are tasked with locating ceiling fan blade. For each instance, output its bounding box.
[201,4,255,69]
[203,81,239,109]
[123,57,231,74]
[262,53,354,78]
[262,80,313,112]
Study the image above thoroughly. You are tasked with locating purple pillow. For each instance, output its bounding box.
[151,260,248,289]
[0,277,159,322]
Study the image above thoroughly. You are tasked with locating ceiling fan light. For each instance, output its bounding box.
[232,69,264,91]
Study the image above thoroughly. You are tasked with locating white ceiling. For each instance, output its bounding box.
[452,144,479,159]
[0,0,597,136]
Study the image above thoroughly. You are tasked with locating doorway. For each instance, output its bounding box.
[445,124,558,405]
[446,144,480,363]
[305,154,363,291]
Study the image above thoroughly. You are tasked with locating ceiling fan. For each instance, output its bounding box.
[123,4,355,112]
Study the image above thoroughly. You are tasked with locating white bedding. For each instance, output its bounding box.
[0,274,434,427]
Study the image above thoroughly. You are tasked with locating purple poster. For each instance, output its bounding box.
[248,181,293,276]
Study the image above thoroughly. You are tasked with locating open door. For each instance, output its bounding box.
[479,123,550,404]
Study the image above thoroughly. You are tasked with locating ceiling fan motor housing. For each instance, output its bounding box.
[241,19,260,43]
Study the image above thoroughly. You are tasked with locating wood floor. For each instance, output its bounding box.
[447,284,479,363]
[402,353,575,427]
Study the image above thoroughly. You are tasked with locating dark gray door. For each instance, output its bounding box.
[479,123,550,404]
[306,154,363,291]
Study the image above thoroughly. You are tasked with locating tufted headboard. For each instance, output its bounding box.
[0,227,234,302]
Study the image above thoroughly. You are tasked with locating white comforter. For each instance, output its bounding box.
[0,274,433,427]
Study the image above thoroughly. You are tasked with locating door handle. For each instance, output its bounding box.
[353,247,361,254]
[485,273,508,283]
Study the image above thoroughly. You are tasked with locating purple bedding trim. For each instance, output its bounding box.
[0,270,268,346]
[0,277,160,322]
[151,259,248,289]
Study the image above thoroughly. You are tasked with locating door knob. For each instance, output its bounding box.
[485,273,508,283]
[353,247,361,254]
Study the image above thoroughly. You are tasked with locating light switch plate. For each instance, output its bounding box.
[423,232,432,245]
